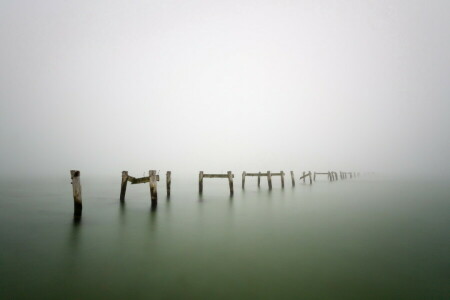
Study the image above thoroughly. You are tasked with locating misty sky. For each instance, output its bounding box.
[0,0,449,178]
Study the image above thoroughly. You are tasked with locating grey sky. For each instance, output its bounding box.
[0,0,449,178]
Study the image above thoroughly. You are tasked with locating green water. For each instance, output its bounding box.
[0,176,448,299]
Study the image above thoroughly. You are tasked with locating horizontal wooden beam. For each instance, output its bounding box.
[245,173,267,176]
[270,173,284,176]
[203,174,235,178]
[299,173,311,180]
[128,175,160,184]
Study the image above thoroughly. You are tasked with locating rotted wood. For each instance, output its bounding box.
[202,174,235,178]
[267,171,272,190]
[199,171,204,194]
[228,171,234,195]
[280,171,285,188]
[242,171,246,189]
[128,175,160,184]
[149,170,158,205]
[290,171,295,187]
[120,171,128,202]
[70,170,82,217]
[166,171,171,197]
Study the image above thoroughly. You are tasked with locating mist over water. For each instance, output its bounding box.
[1,1,449,299]
[0,0,449,178]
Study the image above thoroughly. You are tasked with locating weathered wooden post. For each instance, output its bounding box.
[258,172,261,187]
[290,171,295,187]
[280,171,285,188]
[228,171,234,195]
[70,170,82,218]
[267,171,272,190]
[149,170,158,205]
[242,171,246,189]
[120,171,128,202]
[199,171,204,194]
[302,171,305,183]
[313,172,316,181]
[166,171,171,197]
[308,171,313,184]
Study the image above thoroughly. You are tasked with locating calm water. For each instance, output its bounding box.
[0,175,449,299]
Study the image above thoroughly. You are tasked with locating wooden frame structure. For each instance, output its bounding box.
[241,171,285,190]
[120,170,171,206]
[199,171,234,195]
[300,171,313,184]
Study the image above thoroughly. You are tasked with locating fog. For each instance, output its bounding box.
[1,0,449,179]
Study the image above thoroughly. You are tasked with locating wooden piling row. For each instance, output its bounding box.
[71,169,362,216]
[241,171,285,190]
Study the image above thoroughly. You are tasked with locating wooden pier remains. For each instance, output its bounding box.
[120,170,166,205]
[241,171,285,189]
[313,172,330,181]
[199,171,234,195]
[290,171,295,187]
[70,170,82,218]
[300,171,313,184]
[166,171,171,197]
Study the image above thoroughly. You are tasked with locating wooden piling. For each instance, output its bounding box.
[313,172,316,181]
[302,171,305,183]
[242,171,246,189]
[166,171,171,197]
[267,171,272,190]
[120,171,128,202]
[290,171,295,187]
[309,171,313,184]
[199,171,204,194]
[280,171,285,188]
[258,172,261,187]
[149,170,158,205]
[70,170,82,217]
[228,171,234,195]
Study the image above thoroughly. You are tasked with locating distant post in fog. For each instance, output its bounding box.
[70,170,82,218]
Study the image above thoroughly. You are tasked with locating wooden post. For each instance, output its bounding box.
[280,171,285,188]
[120,171,128,202]
[149,170,157,205]
[199,171,204,194]
[242,171,246,189]
[70,170,82,217]
[302,171,305,183]
[309,171,313,184]
[290,171,295,187]
[313,172,316,181]
[258,172,261,187]
[166,171,171,197]
[228,171,234,195]
[267,171,272,190]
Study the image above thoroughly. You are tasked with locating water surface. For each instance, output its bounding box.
[0,175,448,299]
